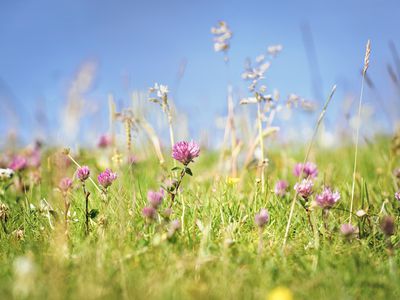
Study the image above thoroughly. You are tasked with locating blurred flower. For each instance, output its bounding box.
[162,207,173,219]
[395,191,400,201]
[13,255,36,298]
[340,223,358,238]
[76,166,90,181]
[356,209,367,218]
[59,177,73,192]
[98,134,112,148]
[227,177,240,185]
[267,44,283,57]
[293,162,318,178]
[0,202,9,222]
[0,168,14,181]
[9,156,27,172]
[255,209,269,228]
[127,155,138,165]
[142,206,156,220]
[14,229,24,241]
[147,188,164,209]
[274,180,289,197]
[380,216,395,237]
[315,187,340,209]
[149,83,169,100]
[294,179,314,199]
[267,286,293,300]
[172,141,200,165]
[394,168,400,179]
[26,149,41,168]
[211,21,232,54]
[97,169,117,188]
[168,219,181,238]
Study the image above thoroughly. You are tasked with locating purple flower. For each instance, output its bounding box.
[97,169,117,188]
[142,206,156,220]
[293,162,318,178]
[162,208,173,219]
[294,179,314,199]
[315,187,340,209]
[380,216,395,236]
[98,134,112,148]
[395,191,400,201]
[274,180,289,197]
[147,188,164,208]
[254,209,269,228]
[340,223,357,238]
[172,140,200,165]
[77,166,90,181]
[59,177,73,192]
[168,219,181,237]
[27,150,41,168]
[9,156,27,171]
[127,155,138,165]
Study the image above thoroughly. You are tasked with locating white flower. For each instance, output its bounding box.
[267,44,283,56]
[0,168,14,181]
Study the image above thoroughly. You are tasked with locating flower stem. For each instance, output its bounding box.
[169,167,187,208]
[82,182,90,236]
[257,101,265,193]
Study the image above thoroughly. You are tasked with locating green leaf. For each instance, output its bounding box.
[89,209,99,219]
[171,166,182,171]
[185,167,193,176]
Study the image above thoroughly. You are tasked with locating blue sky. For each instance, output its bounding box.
[0,0,399,145]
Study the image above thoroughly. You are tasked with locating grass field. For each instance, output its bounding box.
[0,135,399,300]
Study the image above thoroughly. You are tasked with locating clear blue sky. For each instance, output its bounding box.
[0,0,399,145]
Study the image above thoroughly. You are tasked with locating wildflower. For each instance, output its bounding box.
[27,150,41,168]
[164,178,178,192]
[127,155,137,165]
[340,223,357,238]
[293,162,318,178]
[227,177,240,185]
[394,168,400,179]
[0,202,9,222]
[9,156,27,172]
[58,177,73,192]
[254,209,269,228]
[274,180,289,197]
[98,134,112,148]
[147,189,164,209]
[395,191,400,201]
[0,168,14,181]
[14,229,24,241]
[172,141,200,165]
[380,216,395,237]
[315,187,340,209]
[97,169,117,188]
[211,21,232,54]
[294,179,314,199]
[168,219,181,238]
[162,208,173,219]
[267,44,283,57]
[76,166,90,181]
[268,286,293,300]
[142,206,156,220]
[356,209,367,218]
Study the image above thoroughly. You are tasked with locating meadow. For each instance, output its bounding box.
[1,22,400,300]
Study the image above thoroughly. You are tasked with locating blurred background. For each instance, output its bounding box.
[0,0,399,147]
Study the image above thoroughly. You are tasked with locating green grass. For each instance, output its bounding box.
[0,138,399,299]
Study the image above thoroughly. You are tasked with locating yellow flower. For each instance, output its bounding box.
[267,286,293,300]
[227,177,240,185]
